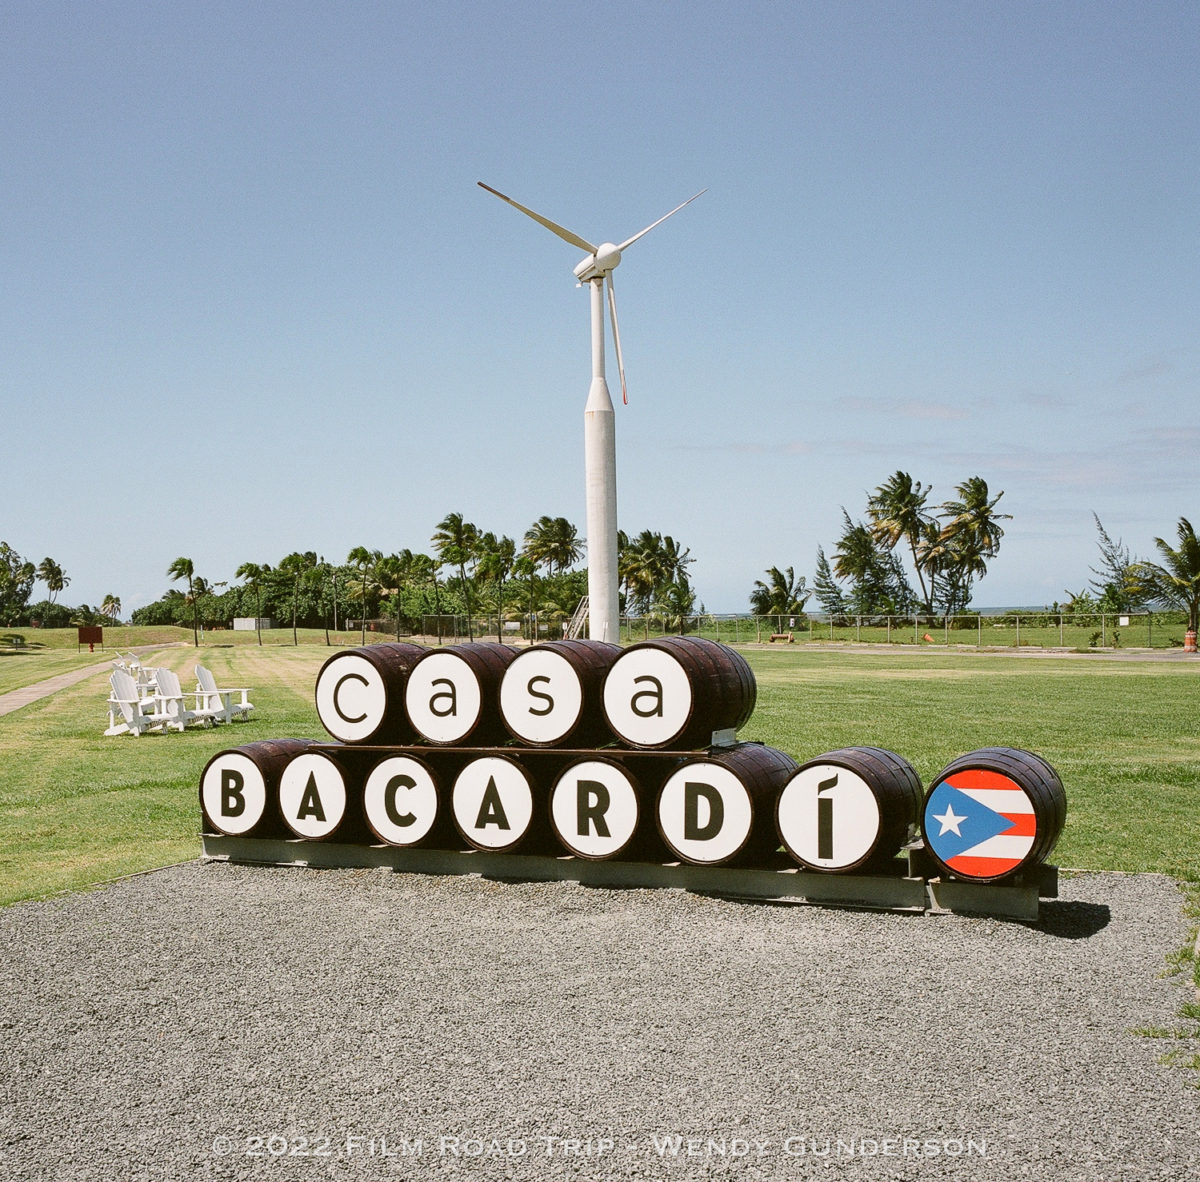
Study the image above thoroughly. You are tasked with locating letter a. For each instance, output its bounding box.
[297,772,326,822]
[630,675,664,719]
[429,677,457,718]
[475,777,510,830]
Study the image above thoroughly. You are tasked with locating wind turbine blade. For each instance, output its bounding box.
[616,189,707,252]
[606,274,628,405]
[477,182,597,253]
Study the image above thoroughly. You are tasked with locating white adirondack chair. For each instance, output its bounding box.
[194,665,254,724]
[151,667,207,728]
[105,669,175,737]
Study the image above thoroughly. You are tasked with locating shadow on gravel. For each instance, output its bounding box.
[1035,899,1112,939]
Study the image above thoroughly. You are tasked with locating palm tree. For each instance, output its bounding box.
[100,594,121,624]
[513,552,539,641]
[476,533,516,642]
[750,566,809,616]
[936,477,1011,609]
[235,561,267,646]
[346,546,378,644]
[37,558,69,605]
[523,515,582,577]
[867,471,935,614]
[167,557,200,646]
[375,553,407,641]
[279,552,317,645]
[433,513,480,640]
[1132,517,1200,634]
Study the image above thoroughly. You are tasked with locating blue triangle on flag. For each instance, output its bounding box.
[924,781,1013,862]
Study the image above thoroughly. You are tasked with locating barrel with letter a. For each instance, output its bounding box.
[602,636,756,750]
[315,642,425,744]
[499,639,621,747]
[451,753,550,853]
[921,747,1066,883]
[405,642,519,746]
[200,738,319,837]
[277,748,360,841]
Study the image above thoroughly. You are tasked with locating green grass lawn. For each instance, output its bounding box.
[0,644,1197,906]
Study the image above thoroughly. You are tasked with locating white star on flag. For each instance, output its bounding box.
[933,804,967,837]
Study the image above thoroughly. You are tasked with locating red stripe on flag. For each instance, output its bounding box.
[945,768,1019,793]
[999,812,1037,837]
[947,853,1024,879]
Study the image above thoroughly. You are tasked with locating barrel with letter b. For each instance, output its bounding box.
[499,639,621,747]
[405,642,519,746]
[602,636,757,750]
[776,747,923,873]
[656,743,797,866]
[921,747,1066,883]
[315,642,425,744]
[200,738,320,837]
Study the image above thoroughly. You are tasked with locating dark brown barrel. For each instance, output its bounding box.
[362,752,457,848]
[655,742,797,866]
[449,753,557,853]
[549,754,669,862]
[499,639,622,747]
[602,636,757,750]
[921,747,1066,883]
[314,642,426,744]
[776,747,922,873]
[199,738,320,837]
[404,642,519,746]
[277,747,368,842]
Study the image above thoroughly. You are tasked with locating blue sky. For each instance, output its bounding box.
[3,1,1196,614]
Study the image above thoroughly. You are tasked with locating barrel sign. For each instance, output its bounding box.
[550,758,642,860]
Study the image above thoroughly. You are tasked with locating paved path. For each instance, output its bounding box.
[0,646,179,718]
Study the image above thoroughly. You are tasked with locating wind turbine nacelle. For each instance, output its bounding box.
[573,244,622,282]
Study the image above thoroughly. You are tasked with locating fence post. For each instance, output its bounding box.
[856,615,861,642]
[977,614,981,648]
[1015,615,1020,649]
[1059,613,1063,647]
[913,615,918,644]
[887,615,892,644]
[1102,614,1106,648]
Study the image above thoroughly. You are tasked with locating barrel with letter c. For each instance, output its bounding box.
[405,642,519,746]
[315,642,425,744]
[602,636,757,750]
[921,747,1066,883]
[200,738,321,837]
[655,742,797,866]
[776,747,923,873]
[362,752,453,847]
[499,639,621,747]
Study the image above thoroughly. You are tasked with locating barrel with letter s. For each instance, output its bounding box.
[602,637,756,750]
[655,742,797,866]
[921,747,1066,883]
[405,642,519,746]
[315,642,425,744]
[200,738,321,837]
[499,639,621,747]
[776,747,923,873]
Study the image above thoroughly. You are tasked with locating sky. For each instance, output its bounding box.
[2,1,1197,615]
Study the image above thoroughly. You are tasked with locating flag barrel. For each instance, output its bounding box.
[777,747,923,873]
[405,642,519,746]
[499,639,622,747]
[200,738,321,837]
[921,747,1066,883]
[602,636,757,749]
[314,642,425,744]
[655,742,797,866]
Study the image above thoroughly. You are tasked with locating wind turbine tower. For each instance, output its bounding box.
[478,182,705,643]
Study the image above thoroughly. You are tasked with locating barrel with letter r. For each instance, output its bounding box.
[200,738,321,837]
[602,636,757,750]
[549,754,670,861]
[921,747,1066,883]
[655,742,797,866]
[499,639,621,747]
[315,642,425,744]
[776,747,923,873]
[405,642,519,746]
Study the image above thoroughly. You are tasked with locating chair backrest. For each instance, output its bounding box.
[155,667,183,697]
[109,670,138,723]
[195,665,217,693]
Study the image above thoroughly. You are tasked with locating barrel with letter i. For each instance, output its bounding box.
[776,747,923,873]
[314,642,425,744]
[602,636,757,749]
[405,642,519,746]
[656,743,797,866]
[499,639,621,747]
[200,738,320,837]
[921,747,1066,883]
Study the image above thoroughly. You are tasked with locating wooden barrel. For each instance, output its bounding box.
[499,639,622,747]
[655,742,797,866]
[405,642,519,746]
[921,747,1066,883]
[200,738,318,837]
[450,754,551,853]
[602,636,757,750]
[277,748,357,841]
[362,753,452,848]
[550,755,654,860]
[777,747,922,873]
[314,642,425,744]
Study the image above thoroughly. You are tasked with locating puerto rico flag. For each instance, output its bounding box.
[924,768,1036,880]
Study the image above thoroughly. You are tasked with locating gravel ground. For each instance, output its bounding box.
[0,864,1196,1182]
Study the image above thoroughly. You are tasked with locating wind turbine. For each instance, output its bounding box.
[477,181,705,643]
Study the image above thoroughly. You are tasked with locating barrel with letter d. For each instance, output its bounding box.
[200,738,320,837]
[656,742,797,866]
[499,639,621,747]
[776,747,923,873]
[315,642,425,744]
[602,636,757,750]
[405,642,519,746]
[921,747,1066,883]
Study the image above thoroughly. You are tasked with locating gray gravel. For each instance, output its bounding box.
[0,864,1196,1182]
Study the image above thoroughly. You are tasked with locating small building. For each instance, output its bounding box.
[233,617,276,631]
